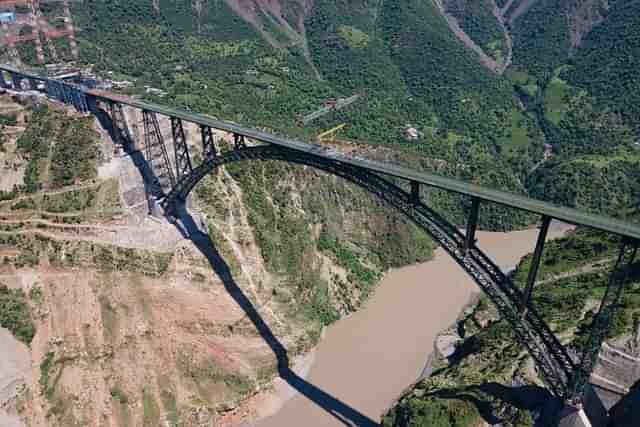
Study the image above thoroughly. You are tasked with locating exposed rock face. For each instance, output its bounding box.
[566,0,608,50]
[221,0,310,48]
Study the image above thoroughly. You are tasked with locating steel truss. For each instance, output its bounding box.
[570,241,638,402]
[142,110,176,193]
[233,133,247,150]
[108,103,134,147]
[10,73,21,90]
[171,118,192,182]
[200,125,218,159]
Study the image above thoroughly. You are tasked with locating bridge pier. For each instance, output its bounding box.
[463,197,480,254]
[10,72,21,90]
[410,181,420,205]
[234,133,247,150]
[200,125,218,159]
[557,384,608,427]
[0,71,8,89]
[521,215,552,317]
[172,118,193,182]
[142,110,175,190]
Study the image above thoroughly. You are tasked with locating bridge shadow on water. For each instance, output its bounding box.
[171,204,380,427]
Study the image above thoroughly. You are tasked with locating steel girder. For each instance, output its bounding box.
[570,241,639,402]
[142,110,176,192]
[171,118,193,182]
[162,145,577,398]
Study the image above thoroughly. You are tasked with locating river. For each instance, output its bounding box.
[255,225,569,426]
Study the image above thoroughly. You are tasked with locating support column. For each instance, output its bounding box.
[172,118,192,182]
[142,110,176,191]
[570,239,638,403]
[521,215,552,316]
[109,102,133,147]
[410,181,420,205]
[86,94,97,113]
[233,133,246,150]
[200,125,217,159]
[28,79,38,91]
[0,72,8,89]
[464,198,481,254]
[10,73,21,90]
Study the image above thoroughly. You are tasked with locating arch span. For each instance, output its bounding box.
[164,145,577,398]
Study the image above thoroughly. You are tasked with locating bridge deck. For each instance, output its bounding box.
[2,64,640,241]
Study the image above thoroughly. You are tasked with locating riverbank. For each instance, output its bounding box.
[251,226,570,426]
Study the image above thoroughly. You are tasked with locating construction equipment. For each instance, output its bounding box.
[317,123,346,143]
[302,94,361,125]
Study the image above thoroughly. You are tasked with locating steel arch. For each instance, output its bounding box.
[164,144,577,399]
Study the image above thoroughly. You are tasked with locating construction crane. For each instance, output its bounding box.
[317,123,346,143]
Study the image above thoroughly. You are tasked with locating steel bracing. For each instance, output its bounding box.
[200,125,218,159]
[108,102,133,147]
[171,118,192,182]
[4,63,640,406]
[571,242,638,402]
[142,110,176,192]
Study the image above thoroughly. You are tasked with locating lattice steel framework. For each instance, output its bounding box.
[171,118,192,182]
[108,102,133,147]
[142,111,176,194]
[571,241,639,402]
[233,133,247,150]
[200,125,218,159]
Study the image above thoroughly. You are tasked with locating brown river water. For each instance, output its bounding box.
[255,225,570,427]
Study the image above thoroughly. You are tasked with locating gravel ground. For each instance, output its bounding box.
[0,328,30,427]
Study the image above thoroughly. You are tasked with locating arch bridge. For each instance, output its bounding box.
[2,64,639,408]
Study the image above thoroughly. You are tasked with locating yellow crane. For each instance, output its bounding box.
[317,123,346,143]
